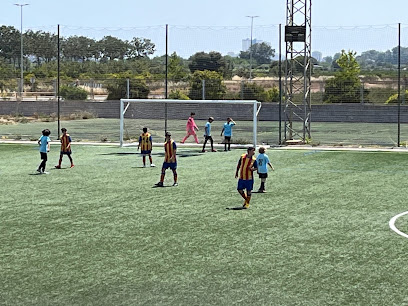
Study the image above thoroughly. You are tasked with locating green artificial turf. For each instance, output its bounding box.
[1,144,408,305]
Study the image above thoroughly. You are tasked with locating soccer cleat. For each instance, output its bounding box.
[154,182,164,187]
[243,202,250,209]
[36,168,42,173]
[201,150,206,153]
[173,182,178,187]
[150,164,156,167]
[211,149,217,152]
[55,165,61,169]
[42,171,50,175]
[258,189,265,193]
[70,164,75,168]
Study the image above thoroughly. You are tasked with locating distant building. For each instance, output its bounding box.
[242,38,263,51]
[227,52,238,57]
[312,51,323,62]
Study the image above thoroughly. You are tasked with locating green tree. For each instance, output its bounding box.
[0,25,20,66]
[168,52,189,82]
[323,50,367,103]
[25,30,58,64]
[188,70,226,100]
[239,42,275,65]
[62,36,97,61]
[188,51,226,75]
[98,36,129,62]
[106,77,150,100]
[127,37,155,58]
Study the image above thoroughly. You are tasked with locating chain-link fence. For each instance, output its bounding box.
[1,23,408,146]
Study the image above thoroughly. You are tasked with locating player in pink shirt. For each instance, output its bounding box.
[181,112,199,144]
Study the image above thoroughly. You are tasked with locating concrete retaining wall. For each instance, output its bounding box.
[1,100,407,123]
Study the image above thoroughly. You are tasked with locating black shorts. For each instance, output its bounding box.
[224,136,231,141]
[258,172,268,179]
[40,152,48,161]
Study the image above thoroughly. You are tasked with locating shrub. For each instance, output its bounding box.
[106,78,150,100]
[60,85,88,100]
[385,90,408,104]
[188,70,226,100]
[168,89,190,100]
[241,82,268,102]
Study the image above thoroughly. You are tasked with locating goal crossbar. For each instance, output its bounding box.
[119,99,261,147]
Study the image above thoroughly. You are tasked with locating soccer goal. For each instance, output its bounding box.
[119,99,262,147]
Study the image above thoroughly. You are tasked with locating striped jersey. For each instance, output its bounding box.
[139,132,152,151]
[238,153,258,180]
[164,139,177,163]
[60,134,72,152]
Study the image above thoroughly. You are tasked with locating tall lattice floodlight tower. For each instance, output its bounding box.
[284,0,312,143]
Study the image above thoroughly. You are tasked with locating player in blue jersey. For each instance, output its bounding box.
[202,117,216,152]
[220,117,236,151]
[255,147,274,193]
[37,129,51,174]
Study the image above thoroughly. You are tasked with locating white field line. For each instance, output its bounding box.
[389,211,408,239]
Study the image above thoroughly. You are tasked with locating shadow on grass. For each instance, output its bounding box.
[226,206,247,210]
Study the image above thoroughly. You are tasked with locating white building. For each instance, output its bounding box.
[312,51,323,62]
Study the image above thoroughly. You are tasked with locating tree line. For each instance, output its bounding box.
[0,24,407,103]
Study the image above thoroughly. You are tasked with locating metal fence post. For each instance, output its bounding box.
[202,79,205,100]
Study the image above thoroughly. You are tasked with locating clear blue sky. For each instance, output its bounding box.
[1,0,408,58]
[2,0,408,28]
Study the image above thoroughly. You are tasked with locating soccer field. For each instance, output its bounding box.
[1,143,408,305]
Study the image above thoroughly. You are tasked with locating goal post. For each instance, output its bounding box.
[119,99,262,147]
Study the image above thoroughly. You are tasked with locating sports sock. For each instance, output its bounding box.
[239,192,247,201]
[160,173,165,182]
[143,156,146,166]
[149,156,153,164]
[173,170,178,183]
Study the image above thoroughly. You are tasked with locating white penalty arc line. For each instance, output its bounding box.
[389,211,408,239]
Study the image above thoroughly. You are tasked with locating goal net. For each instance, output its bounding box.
[119,99,262,147]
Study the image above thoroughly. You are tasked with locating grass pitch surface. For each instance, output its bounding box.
[1,143,408,305]
[2,118,408,147]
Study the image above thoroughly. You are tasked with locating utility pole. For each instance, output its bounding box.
[246,15,259,80]
[14,3,29,99]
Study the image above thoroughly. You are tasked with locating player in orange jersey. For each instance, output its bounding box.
[155,132,178,187]
[55,128,74,169]
[235,146,258,209]
[137,127,155,167]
